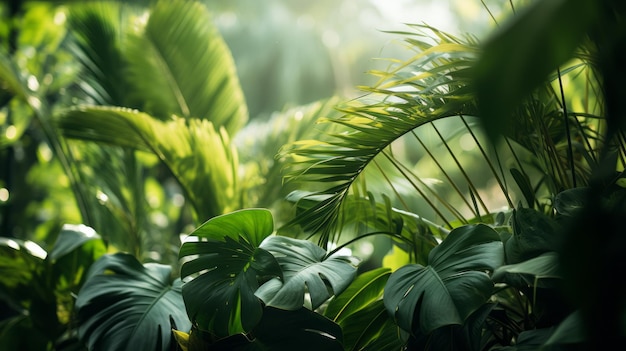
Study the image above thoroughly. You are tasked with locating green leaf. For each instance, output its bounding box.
[324,267,390,323]
[49,224,107,295]
[473,0,599,142]
[280,26,479,247]
[48,224,104,261]
[75,253,191,351]
[126,0,247,133]
[210,307,344,351]
[554,187,589,216]
[256,236,359,310]
[384,224,503,334]
[185,208,274,247]
[0,238,46,303]
[492,252,561,289]
[179,209,279,337]
[56,106,240,221]
[66,2,128,106]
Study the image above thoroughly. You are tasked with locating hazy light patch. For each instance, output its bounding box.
[294,110,304,121]
[5,125,17,140]
[172,193,185,207]
[24,240,47,259]
[96,190,109,204]
[322,30,340,48]
[0,188,8,202]
[459,132,476,151]
[27,75,39,91]
[370,0,457,34]
[38,142,53,162]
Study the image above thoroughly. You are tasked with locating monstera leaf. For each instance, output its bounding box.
[255,236,360,310]
[384,224,503,334]
[179,209,281,338]
[75,253,190,351]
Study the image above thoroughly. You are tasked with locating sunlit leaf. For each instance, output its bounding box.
[256,236,359,310]
[126,0,247,133]
[56,106,239,221]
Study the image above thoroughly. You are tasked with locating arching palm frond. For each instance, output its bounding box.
[281,26,485,248]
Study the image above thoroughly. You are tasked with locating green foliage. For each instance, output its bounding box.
[179,209,278,337]
[75,253,190,351]
[384,224,502,335]
[256,235,359,310]
[0,224,105,350]
[3,0,626,350]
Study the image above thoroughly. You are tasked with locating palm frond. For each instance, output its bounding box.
[125,0,248,134]
[56,106,239,223]
[66,2,129,106]
[281,26,481,248]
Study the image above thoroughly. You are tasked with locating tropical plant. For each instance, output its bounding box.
[3,0,626,350]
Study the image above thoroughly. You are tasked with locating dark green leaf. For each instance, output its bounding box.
[545,310,586,345]
[75,253,190,351]
[256,236,359,310]
[473,0,599,142]
[179,209,279,337]
[554,187,589,217]
[384,224,503,334]
[0,237,46,295]
[492,252,561,289]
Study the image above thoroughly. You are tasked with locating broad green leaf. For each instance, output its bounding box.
[179,209,280,337]
[56,106,239,221]
[324,267,390,323]
[384,224,503,334]
[473,0,599,142]
[209,307,344,351]
[126,0,247,133]
[75,253,191,351]
[48,224,104,261]
[256,236,359,310]
[49,224,107,294]
[492,252,561,290]
[185,208,274,247]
